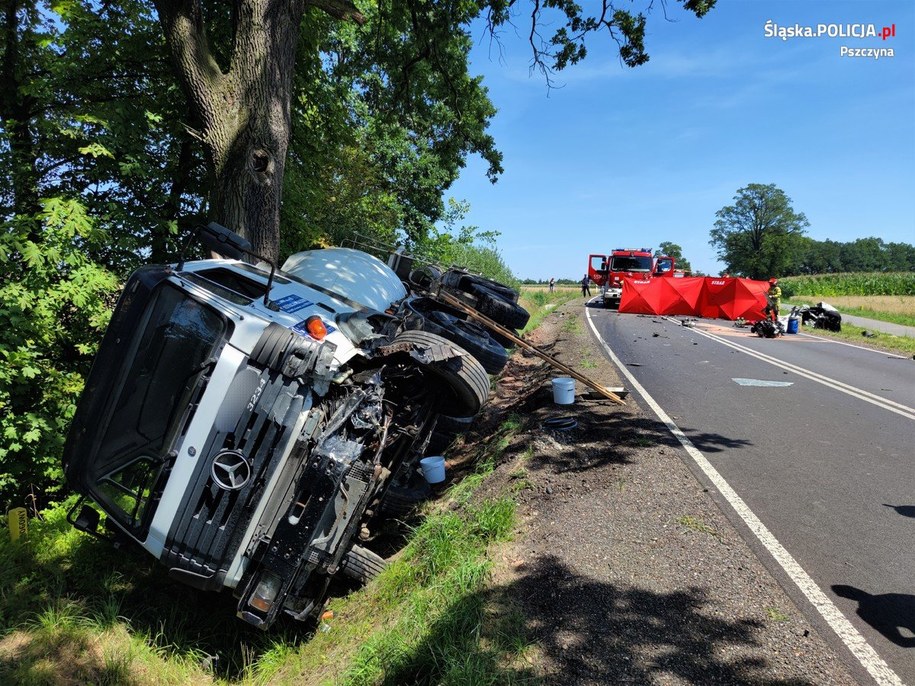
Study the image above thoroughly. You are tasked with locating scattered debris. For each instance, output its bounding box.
[861,330,877,338]
[542,417,578,431]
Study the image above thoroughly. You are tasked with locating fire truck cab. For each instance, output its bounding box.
[588,249,675,309]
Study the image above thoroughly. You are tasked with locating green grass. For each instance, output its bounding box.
[832,306,915,328]
[780,272,915,298]
[677,515,719,538]
[796,319,915,356]
[518,287,580,336]
[765,607,790,623]
[1,418,531,686]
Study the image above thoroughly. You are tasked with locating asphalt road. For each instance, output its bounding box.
[586,306,915,686]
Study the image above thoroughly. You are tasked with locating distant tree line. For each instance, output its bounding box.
[790,237,915,275]
[711,184,914,279]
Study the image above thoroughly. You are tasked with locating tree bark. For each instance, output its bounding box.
[153,0,362,264]
[1,0,41,239]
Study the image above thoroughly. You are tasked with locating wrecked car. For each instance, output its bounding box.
[63,223,524,629]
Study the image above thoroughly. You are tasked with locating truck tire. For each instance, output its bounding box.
[390,330,489,416]
[403,297,508,371]
[442,271,520,303]
[340,545,387,584]
[426,413,475,454]
[380,484,432,517]
[474,286,530,330]
[424,311,508,374]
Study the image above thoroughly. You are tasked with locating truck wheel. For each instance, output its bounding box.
[340,545,387,584]
[474,286,530,330]
[426,413,474,454]
[442,271,519,303]
[380,484,432,517]
[390,330,489,416]
[403,299,507,374]
[425,311,508,374]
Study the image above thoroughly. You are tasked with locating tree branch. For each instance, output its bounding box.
[151,0,225,129]
[304,0,365,24]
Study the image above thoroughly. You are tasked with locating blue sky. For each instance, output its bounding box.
[447,0,914,280]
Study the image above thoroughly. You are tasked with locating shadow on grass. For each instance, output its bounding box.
[0,529,308,683]
[379,555,816,686]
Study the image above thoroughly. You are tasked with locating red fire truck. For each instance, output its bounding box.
[587,249,676,309]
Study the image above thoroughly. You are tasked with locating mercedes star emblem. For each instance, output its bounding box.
[211,450,251,491]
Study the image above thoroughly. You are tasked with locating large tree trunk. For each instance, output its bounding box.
[154,0,362,264]
[1,0,41,240]
[154,0,303,264]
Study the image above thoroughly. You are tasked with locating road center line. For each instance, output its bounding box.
[585,308,904,686]
[674,320,915,422]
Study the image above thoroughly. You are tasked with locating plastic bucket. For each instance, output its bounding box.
[786,316,799,334]
[419,456,446,484]
[551,377,576,405]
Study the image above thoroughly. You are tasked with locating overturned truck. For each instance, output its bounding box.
[63,224,527,629]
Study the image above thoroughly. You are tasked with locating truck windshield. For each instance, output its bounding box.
[91,284,226,532]
[610,255,653,272]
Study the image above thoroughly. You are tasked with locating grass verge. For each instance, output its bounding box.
[518,287,581,336]
[259,417,531,686]
[794,319,915,357]
[1,418,531,686]
[783,296,915,355]
[786,295,915,328]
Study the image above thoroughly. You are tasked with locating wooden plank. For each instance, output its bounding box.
[435,290,626,405]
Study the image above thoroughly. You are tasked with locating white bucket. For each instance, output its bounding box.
[419,456,446,484]
[551,377,576,405]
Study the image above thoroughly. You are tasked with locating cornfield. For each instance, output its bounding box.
[780,272,915,297]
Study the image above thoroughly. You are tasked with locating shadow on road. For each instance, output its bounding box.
[882,503,915,519]
[833,585,915,648]
[502,404,753,474]
[378,555,819,685]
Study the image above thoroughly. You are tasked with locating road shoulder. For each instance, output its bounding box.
[463,299,857,685]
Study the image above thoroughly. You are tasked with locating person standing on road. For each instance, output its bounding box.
[581,274,591,298]
[549,277,555,292]
[766,278,782,322]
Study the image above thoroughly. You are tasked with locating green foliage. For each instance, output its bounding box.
[0,200,117,508]
[791,237,915,275]
[412,200,516,287]
[710,183,809,280]
[780,272,915,298]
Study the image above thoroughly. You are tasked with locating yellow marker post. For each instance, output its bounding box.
[7,507,27,542]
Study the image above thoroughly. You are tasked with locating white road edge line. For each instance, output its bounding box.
[798,331,908,358]
[585,308,904,686]
[672,321,915,421]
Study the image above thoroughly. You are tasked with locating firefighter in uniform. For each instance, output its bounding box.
[766,278,782,322]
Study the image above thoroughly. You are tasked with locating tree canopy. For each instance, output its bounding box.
[151,0,717,260]
[0,0,718,506]
[710,183,810,280]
